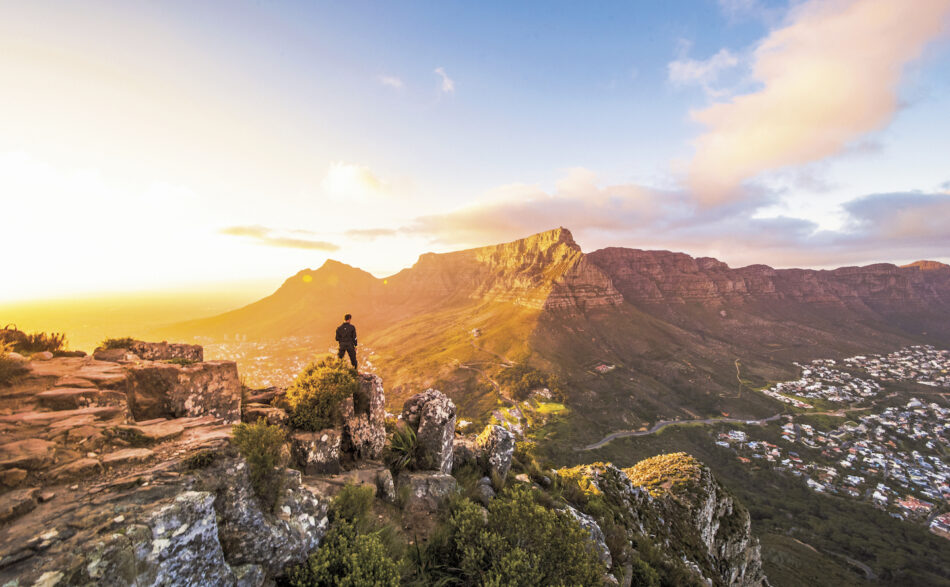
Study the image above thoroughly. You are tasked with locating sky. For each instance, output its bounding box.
[2,0,950,303]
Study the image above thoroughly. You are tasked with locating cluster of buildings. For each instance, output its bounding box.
[761,358,882,408]
[844,345,950,388]
[717,398,950,537]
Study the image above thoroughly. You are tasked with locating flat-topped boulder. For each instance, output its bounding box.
[130,340,203,362]
[340,373,386,461]
[125,360,241,423]
[102,447,154,468]
[396,470,457,513]
[47,457,102,482]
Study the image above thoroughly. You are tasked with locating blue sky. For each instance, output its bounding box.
[1,0,949,301]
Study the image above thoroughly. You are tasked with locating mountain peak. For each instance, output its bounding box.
[902,260,950,271]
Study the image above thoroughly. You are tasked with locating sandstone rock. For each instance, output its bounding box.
[125,360,241,423]
[92,348,134,362]
[376,469,396,503]
[475,424,515,480]
[116,420,185,444]
[48,457,102,482]
[1,467,27,487]
[30,351,53,361]
[0,406,124,426]
[0,438,55,470]
[396,470,457,513]
[340,373,386,461]
[243,403,289,427]
[129,340,204,362]
[101,448,154,468]
[402,389,456,473]
[0,487,40,524]
[211,459,328,578]
[4,351,26,361]
[563,504,612,569]
[35,387,126,410]
[55,376,97,388]
[290,429,341,475]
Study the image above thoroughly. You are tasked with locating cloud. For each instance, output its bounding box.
[345,227,398,240]
[688,0,950,206]
[405,168,950,268]
[377,75,404,89]
[668,48,740,97]
[220,225,339,251]
[434,67,455,93]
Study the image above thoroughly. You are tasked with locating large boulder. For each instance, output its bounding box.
[402,389,456,473]
[396,471,457,513]
[452,436,479,473]
[210,458,328,579]
[475,425,515,480]
[563,504,612,570]
[290,429,341,475]
[340,373,386,461]
[125,361,241,423]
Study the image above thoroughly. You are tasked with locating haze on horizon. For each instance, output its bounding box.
[2,0,950,304]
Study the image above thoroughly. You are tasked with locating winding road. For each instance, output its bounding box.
[579,413,785,451]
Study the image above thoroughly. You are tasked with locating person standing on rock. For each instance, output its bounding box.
[335,313,358,368]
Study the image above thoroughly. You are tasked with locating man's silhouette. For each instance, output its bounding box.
[335,313,358,368]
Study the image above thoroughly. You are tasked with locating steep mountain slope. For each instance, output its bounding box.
[165,228,950,431]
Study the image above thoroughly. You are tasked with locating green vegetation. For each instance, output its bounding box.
[99,337,137,350]
[409,486,605,586]
[289,484,400,587]
[0,341,29,386]
[624,452,701,498]
[497,361,563,401]
[1,326,67,354]
[285,356,359,431]
[232,418,287,511]
[383,422,416,475]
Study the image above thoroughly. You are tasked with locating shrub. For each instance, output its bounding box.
[232,418,287,510]
[624,453,702,498]
[414,485,606,585]
[496,362,563,401]
[1,327,67,354]
[628,557,661,587]
[329,483,375,530]
[0,342,29,387]
[285,356,359,431]
[99,337,137,350]
[383,422,416,475]
[288,521,400,587]
[183,449,216,470]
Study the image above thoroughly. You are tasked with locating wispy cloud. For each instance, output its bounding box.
[688,0,950,206]
[345,227,398,240]
[377,74,404,90]
[668,47,740,97]
[220,225,339,251]
[434,67,455,93]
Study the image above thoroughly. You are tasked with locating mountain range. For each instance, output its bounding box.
[166,228,950,442]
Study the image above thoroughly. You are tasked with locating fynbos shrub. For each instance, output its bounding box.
[286,356,359,431]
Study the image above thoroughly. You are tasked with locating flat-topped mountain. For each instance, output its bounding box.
[165,228,950,436]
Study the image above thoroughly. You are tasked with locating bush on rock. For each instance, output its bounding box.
[286,356,359,431]
[232,418,288,510]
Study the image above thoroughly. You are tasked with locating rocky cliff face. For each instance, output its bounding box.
[588,247,950,310]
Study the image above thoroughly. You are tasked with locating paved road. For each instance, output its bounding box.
[579,413,784,451]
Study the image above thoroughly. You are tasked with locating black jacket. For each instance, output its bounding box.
[335,322,357,347]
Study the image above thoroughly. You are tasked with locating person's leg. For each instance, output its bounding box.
[337,346,345,360]
[346,346,357,368]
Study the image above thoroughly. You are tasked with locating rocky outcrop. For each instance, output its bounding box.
[563,504,612,569]
[402,389,456,473]
[559,456,766,587]
[290,429,342,475]
[475,425,515,480]
[396,470,457,513]
[340,373,386,461]
[125,360,242,423]
[129,341,204,362]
